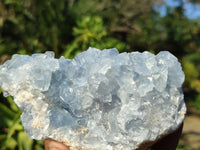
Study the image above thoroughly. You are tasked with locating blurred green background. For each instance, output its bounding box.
[0,0,200,149]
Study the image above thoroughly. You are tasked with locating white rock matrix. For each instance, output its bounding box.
[0,48,186,150]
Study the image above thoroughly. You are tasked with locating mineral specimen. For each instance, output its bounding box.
[0,48,186,150]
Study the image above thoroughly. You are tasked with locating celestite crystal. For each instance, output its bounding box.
[0,48,186,150]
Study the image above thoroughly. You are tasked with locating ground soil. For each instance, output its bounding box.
[179,114,200,150]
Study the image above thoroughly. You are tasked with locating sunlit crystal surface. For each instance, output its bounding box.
[0,48,186,150]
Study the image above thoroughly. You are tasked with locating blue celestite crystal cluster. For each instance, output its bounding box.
[0,48,186,150]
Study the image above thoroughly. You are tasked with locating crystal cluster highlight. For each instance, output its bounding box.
[0,48,186,150]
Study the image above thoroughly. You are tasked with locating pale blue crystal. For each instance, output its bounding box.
[0,48,186,150]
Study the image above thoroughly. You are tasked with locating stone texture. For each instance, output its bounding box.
[0,48,186,150]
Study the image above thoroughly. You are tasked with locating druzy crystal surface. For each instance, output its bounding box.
[0,48,186,150]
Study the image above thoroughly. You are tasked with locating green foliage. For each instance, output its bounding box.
[63,16,129,58]
[193,94,200,114]
[182,53,200,113]
[0,0,75,56]
[183,54,200,93]
[70,0,163,33]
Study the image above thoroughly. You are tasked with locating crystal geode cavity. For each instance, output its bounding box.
[0,48,186,150]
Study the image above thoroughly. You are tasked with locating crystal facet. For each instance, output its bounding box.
[0,48,186,150]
